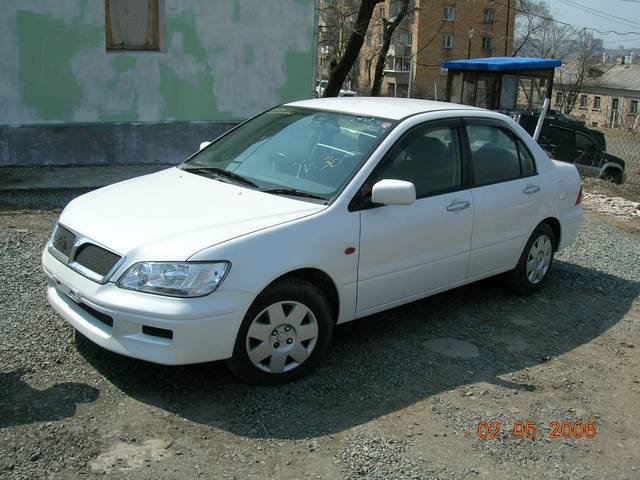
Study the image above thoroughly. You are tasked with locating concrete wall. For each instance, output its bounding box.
[0,0,316,165]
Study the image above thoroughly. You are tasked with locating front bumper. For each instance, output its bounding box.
[43,249,254,365]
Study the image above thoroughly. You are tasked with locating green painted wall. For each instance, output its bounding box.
[0,0,316,125]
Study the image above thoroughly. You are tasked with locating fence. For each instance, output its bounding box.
[598,128,640,188]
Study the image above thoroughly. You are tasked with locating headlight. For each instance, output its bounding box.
[117,262,230,297]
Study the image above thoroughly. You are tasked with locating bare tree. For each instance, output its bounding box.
[317,0,361,86]
[513,0,572,59]
[556,30,599,115]
[370,0,410,96]
[323,0,384,97]
[513,0,552,56]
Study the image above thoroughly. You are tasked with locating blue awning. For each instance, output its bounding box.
[441,57,562,72]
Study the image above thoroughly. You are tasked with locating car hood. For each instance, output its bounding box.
[59,168,325,261]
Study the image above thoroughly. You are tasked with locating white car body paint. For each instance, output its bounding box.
[43,98,583,365]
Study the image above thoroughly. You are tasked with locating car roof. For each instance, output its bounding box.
[285,97,482,120]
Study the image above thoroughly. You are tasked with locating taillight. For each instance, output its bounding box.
[575,185,583,205]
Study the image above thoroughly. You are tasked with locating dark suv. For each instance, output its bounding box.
[509,111,626,184]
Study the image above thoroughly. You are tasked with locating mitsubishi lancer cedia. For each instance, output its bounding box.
[43,98,583,384]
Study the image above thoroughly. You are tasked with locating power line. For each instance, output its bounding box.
[491,0,640,36]
[557,0,640,31]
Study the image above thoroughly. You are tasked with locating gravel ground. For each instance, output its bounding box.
[1,190,639,480]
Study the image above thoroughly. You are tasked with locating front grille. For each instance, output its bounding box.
[74,244,122,277]
[52,225,75,257]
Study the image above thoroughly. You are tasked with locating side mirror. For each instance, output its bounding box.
[371,179,416,206]
[199,141,212,150]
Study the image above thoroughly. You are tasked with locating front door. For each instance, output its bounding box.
[464,120,542,277]
[546,123,576,164]
[356,121,473,314]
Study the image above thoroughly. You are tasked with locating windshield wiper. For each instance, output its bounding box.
[183,167,260,189]
[261,188,327,201]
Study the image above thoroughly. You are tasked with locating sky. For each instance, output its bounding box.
[548,0,640,49]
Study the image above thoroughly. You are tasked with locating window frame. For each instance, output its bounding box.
[105,0,160,52]
[349,119,468,211]
[593,96,601,110]
[481,36,493,51]
[443,6,455,21]
[579,94,588,109]
[630,99,639,115]
[442,33,454,49]
[555,91,563,105]
[483,8,494,24]
[461,118,538,188]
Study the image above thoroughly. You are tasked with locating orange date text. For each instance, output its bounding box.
[476,420,597,440]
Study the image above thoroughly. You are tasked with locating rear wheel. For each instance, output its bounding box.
[601,169,622,184]
[226,279,333,385]
[506,223,556,294]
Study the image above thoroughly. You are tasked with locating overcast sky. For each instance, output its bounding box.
[548,0,640,49]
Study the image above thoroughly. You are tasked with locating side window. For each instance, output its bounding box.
[548,126,574,146]
[576,132,597,151]
[517,140,536,177]
[373,126,462,198]
[466,125,520,185]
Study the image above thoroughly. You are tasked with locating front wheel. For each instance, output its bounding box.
[226,279,333,385]
[505,223,556,294]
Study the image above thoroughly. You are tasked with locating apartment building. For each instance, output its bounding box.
[555,63,640,130]
[358,0,515,98]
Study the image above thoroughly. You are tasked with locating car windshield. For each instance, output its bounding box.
[182,106,395,201]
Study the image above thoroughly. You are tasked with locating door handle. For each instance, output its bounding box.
[523,184,540,195]
[446,200,470,212]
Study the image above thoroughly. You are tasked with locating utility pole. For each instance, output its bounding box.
[505,0,511,56]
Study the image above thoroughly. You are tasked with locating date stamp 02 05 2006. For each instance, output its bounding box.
[477,420,598,440]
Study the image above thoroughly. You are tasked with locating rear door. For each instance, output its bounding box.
[464,119,542,278]
[574,130,602,177]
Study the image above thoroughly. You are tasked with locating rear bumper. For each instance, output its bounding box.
[43,249,254,365]
[558,206,583,251]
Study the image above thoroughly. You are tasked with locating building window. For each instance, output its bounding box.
[379,6,385,19]
[365,59,372,75]
[593,96,601,110]
[366,34,372,47]
[442,33,453,49]
[591,121,599,127]
[483,9,494,24]
[105,0,159,51]
[481,36,492,50]
[406,1,415,17]
[379,33,384,46]
[555,91,563,105]
[611,98,620,111]
[579,95,588,109]
[443,6,455,21]
[407,32,413,45]
[630,99,639,114]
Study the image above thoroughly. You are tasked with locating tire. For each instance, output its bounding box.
[601,170,622,184]
[505,223,556,295]
[226,279,334,385]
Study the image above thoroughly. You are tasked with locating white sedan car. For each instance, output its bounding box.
[43,98,583,384]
